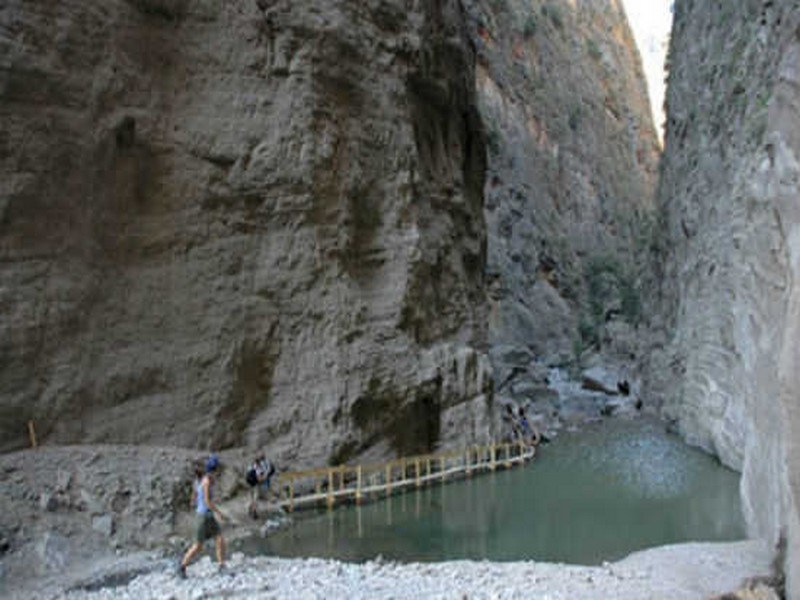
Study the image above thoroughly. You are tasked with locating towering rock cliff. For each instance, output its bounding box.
[0,0,493,465]
[648,0,800,592]
[462,0,660,425]
[0,1,657,467]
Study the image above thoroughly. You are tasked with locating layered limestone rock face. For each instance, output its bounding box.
[647,0,800,592]
[462,0,660,427]
[0,0,493,466]
[0,0,660,462]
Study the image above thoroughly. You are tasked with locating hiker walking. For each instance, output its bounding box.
[178,454,227,578]
[246,454,276,519]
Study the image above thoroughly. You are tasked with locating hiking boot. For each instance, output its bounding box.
[176,562,187,579]
[217,563,228,576]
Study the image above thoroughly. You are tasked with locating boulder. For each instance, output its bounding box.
[56,470,72,493]
[36,532,69,573]
[39,492,58,512]
[92,515,115,538]
[581,366,624,396]
[79,490,105,515]
[489,345,535,369]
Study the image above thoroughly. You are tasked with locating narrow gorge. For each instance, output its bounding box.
[0,0,797,597]
[644,0,800,593]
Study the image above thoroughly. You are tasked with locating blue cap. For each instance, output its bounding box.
[205,454,219,473]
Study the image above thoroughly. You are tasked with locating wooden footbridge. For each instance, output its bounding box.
[271,439,538,512]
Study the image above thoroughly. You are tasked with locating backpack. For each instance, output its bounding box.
[245,467,258,487]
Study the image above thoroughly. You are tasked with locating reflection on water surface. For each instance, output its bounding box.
[242,418,744,564]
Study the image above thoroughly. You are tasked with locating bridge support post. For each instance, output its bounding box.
[27,420,37,448]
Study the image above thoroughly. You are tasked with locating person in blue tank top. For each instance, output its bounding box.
[177,455,227,578]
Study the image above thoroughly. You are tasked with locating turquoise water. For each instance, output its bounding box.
[244,418,745,565]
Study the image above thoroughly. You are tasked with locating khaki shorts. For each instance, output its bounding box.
[195,512,220,542]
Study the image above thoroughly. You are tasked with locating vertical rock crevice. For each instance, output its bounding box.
[400,0,488,348]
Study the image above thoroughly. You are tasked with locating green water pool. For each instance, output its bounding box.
[241,417,745,565]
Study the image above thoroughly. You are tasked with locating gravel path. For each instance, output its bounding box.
[0,445,777,600]
[49,540,772,600]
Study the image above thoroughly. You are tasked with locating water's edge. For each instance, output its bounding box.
[238,417,745,565]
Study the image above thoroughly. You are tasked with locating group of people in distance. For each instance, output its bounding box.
[177,452,276,579]
[504,404,539,445]
[246,454,276,519]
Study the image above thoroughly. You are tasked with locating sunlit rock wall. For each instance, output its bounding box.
[648,1,800,593]
[0,0,493,466]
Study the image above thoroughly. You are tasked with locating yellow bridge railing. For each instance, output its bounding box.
[272,440,537,512]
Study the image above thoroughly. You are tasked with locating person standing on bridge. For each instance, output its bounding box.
[517,407,539,445]
[177,454,227,578]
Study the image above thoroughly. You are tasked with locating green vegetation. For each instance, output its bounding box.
[576,254,642,351]
[578,317,599,348]
[541,3,564,29]
[568,106,581,131]
[586,39,602,61]
[746,113,768,144]
[571,336,586,376]
[586,255,620,322]
[619,276,641,324]
[523,15,538,38]
[328,440,359,466]
[486,127,502,156]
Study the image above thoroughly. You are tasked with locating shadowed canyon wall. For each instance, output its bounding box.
[1,0,658,465]
[1,0,493,466]
[646,0,800,593]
